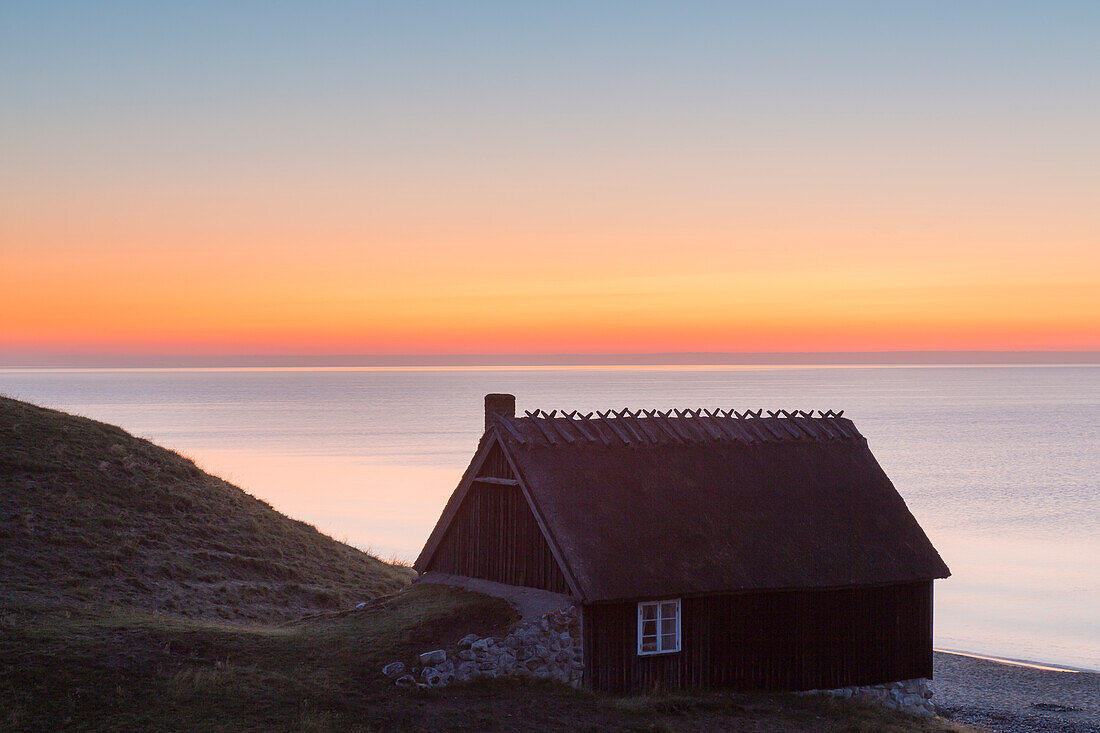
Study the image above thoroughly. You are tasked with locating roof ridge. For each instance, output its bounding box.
[524,407,845,418]
[498,409,861,448]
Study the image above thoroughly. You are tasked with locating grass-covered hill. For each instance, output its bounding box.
[0,395,973,732]
[0,395,411,621]
[3,582,972,732]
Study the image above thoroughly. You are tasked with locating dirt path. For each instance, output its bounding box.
[417,572,573,620]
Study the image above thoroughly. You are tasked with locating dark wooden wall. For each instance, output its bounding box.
[477,442,513,480]
[583,581,933,693]
[425,445,571,594]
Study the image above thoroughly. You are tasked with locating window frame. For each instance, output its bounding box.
[636,598,681,656]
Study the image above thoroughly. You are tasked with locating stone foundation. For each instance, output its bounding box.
[801,677,936,716]
[385,604,582,689]
[387,607,934,716]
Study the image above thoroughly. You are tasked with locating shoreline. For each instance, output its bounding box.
[933,650,1100,732]
[935,648,1093,674]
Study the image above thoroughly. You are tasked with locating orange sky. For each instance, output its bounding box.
[2,4,1098,358]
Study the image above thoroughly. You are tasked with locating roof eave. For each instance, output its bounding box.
[583,574,951,605]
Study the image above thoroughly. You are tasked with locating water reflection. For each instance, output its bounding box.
[932,533,1099,671]
[193,449,457,562]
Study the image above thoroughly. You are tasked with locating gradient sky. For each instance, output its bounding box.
[2,2,1098,358]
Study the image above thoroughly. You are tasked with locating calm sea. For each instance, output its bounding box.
[2,365,1097,671]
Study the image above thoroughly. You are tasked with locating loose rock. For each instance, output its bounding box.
[419,649,446,666]
[395,604,584,690]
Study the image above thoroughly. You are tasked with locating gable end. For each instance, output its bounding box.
[415,434,575,595]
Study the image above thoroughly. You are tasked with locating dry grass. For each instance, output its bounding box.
[0,395,412,622]
[0,396,980,731]
[0,584,976,732]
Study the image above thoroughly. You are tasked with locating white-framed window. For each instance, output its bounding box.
[637,598,681,655]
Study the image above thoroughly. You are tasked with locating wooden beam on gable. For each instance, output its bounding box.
[569,414,601,443]
[616,408,656,444]
[643,409,683,444]
[492,414,528,444]
[524,410,559,445]
[596,411,633,445]
[720,414,757,443]
[659,410,696,442]
[544,416,578,444]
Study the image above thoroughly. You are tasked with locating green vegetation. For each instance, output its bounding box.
[0,395,977,731]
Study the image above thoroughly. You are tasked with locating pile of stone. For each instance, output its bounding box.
[802,677,935,716]
[382,605,583,689]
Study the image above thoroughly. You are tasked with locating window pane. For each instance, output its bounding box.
[640,600,680,655]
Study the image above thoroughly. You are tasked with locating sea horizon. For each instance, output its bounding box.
[3,363,1097,673]
[1,349,1098,369]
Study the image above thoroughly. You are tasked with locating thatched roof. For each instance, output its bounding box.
[418,401,950,603]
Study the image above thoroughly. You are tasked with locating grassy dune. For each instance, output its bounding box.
[0,395,411,621]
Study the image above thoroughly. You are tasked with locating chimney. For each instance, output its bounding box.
[484,393,516,431]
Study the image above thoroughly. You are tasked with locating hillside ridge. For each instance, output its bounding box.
[0,395,410,621]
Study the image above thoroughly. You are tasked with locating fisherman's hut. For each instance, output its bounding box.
[415,394,950,693]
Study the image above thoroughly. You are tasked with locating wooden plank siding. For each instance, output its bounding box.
[583,581,933,693]
[424,445,571,594]
[477,442,514,480]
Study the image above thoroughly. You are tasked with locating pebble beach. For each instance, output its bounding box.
[934,651,1100,732]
